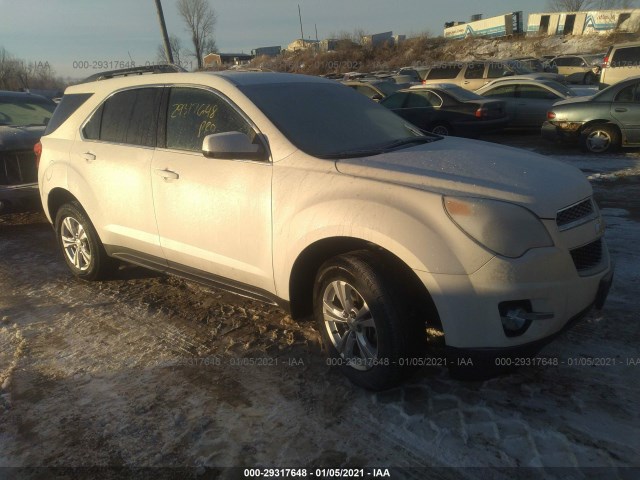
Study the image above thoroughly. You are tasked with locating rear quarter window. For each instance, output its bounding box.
[44,93,93,135]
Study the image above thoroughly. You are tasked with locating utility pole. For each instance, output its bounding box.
[154,0,174,64]
[298,4,304,40]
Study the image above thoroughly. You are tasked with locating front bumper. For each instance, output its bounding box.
[415,236,613,350]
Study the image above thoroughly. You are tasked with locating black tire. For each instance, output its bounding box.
[313,251,425,390]
[430,123,452,136]
[580,124,620,154]
[54,202,117,280]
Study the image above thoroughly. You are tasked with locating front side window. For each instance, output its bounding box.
[166,87,254,152]
[82,87,162,147]
[426,65,462,80]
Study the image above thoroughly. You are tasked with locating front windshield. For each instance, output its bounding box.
[0,95,56,127]
[240,81,428,158]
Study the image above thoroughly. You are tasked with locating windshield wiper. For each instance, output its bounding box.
[318,136,438,160]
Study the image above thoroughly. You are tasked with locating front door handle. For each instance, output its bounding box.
[615,107,628,112]
[82,152,96,162]
[154,168,179,180]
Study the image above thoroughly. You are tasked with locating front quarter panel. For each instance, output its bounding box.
[271,152,495,301]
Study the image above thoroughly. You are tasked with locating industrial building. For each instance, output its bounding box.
[527,9,640,36]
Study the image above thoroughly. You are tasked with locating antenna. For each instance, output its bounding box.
[298,4,304,40]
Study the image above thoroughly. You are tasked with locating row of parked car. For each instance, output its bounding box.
[342,40,640,154]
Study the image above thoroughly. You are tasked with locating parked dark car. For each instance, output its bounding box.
[476,78,578,129]
[542,75,640,153]
[0,91,56,212]
[379,84,508,136]
[547,54,604,85]
[342,80,402,101]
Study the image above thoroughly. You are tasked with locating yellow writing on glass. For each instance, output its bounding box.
[170,102,219,120]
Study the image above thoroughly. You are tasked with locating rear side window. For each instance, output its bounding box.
[517,85,559,100]
[83,88,162,147]
[611,46,640,67]
[464,63,485,79]
[487,63,509,79]
[482,85,516,98]
[380,92,408,109]
[426,65,462,80]
[44,93,92,135]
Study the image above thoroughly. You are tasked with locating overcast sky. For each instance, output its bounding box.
[1,0,554,78]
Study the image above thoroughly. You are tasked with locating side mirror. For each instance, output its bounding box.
[202,131,267,161]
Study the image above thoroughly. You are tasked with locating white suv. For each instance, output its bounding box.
[38,69,613,390]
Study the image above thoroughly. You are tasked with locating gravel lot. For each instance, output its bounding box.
[1,132,639,480]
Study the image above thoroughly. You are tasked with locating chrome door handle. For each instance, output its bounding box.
[615,107,628,112]
[82,152,96,162]
[154,168,179,180]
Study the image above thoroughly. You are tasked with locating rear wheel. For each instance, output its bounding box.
[313,251,425,390]
[55,202,117,280]
[580,124,620,153]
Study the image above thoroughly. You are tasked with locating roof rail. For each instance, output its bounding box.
[81,64,186,83]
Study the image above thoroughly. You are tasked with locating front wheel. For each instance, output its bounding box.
[55,202,117,280]
[580,124,620,153]
[313,251,425,390]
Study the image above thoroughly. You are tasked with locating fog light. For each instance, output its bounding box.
[499,301,533,337]
[503,308,530,331]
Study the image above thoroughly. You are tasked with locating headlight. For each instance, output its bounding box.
[443,196,553,258]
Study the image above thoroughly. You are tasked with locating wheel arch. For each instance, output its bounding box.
[47,188,81,222]
[287,236,442,331]
[580,120,624,144]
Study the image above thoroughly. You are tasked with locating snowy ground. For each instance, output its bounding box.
[0,134,638,479]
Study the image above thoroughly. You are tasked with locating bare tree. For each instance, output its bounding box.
[177,0,217,69]
[156,34,186,68]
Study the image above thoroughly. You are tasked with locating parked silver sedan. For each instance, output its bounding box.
[475,79,579,129]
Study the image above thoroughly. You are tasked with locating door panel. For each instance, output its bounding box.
[151,86,274,292]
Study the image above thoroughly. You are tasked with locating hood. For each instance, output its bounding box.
[0,126,45,151]
[335,137,592,219]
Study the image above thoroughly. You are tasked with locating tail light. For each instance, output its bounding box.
[422,79,426,85]
[602,55,610,68]
[547,111,556,120]
[34,141,42,169]
[475,107,487,118]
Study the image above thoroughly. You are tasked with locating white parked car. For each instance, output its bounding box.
[37,69,613,390]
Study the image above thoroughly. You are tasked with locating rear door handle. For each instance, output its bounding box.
[82,152,96,162]
[154,168,179,180]
[615,107,628,112]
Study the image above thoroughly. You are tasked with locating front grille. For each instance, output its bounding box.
[556,198,595,230]
[0,150,37,186]
[570,239,603,273]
